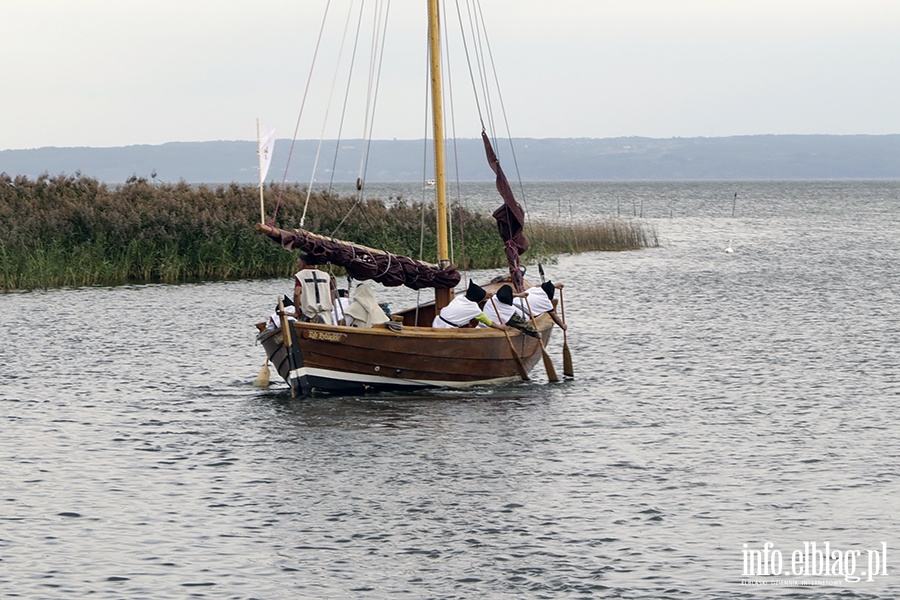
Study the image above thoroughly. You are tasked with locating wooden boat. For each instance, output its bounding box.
[255,280,553,396]
[254,1,557,396]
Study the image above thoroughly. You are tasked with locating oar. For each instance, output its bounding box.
[524,296,559,383]
[278,297,301,397]
[491,297,529,381]
[252,357,271,388]
[560,288,573,377]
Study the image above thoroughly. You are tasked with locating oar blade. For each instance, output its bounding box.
[253,363,271,388]
[542,346,559,382]
[525,295,559,383]
[559,288,573,377]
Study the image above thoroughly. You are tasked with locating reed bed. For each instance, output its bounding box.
[0,173,657,291]
[528,219,658,255]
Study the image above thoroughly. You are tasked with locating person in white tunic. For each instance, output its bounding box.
[482,284,527,326]
[513,281,567,331]
[344,284,390,328]
[293,254,334,324]
[432,281,509,331]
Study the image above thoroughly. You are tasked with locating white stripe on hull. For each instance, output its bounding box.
[289,366,518,389]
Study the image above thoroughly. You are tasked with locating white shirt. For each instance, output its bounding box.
[432,296,485,328]
[332,296,350,324]
[482,298,517,326]
[512,287,553,318]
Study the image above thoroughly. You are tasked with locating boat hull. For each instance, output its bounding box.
[256,317,553,396]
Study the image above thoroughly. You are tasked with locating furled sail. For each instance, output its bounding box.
[483,131,529,291]
[256,224,461,290]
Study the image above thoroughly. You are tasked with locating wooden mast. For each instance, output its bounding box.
[428,0,452,310]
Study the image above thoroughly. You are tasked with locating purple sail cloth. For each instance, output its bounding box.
[262,226,461,290]
[483,132,528,291]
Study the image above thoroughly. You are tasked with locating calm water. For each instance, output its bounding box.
[2,181,898,598]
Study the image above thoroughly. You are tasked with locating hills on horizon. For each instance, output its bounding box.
[2,134,899,184]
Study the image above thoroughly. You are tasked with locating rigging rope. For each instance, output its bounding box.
[415,40,433,322]
[451,0,484,132]
[324,0,392,246]
[455,0,535,249]
[442,0,469,278]
[440,1,456,269]
[357,0,391,191]
[270,0,333,226]
[326,1,366,193]
[300,0,358,228]
[473,0,532,226]
[329,0,397,255]
[275,0,536,287]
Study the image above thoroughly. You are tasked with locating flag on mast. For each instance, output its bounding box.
[257,122,276,187]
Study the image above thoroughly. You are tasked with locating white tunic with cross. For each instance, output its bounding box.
[295,268,334,325]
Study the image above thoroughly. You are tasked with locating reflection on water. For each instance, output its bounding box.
[1,181,898,598]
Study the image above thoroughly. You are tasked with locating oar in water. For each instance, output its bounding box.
[560,288,573,377]
[252,357,271,388]
[278,297,303,397]
[524,296,559,383]
[491,297,529,381]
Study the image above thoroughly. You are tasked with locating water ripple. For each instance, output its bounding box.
[1,181,898,598]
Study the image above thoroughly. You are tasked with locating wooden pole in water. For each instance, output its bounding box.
[491,297,529,381]
[278,297,299,398]
[525,296,559,383]
[560,289,573,378]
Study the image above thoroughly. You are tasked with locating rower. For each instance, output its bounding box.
[433,281,508,331]
[513,281,567,331]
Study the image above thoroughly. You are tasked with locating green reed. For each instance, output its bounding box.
[0,173,657,291]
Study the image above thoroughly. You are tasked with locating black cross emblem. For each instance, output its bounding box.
[304,271,325,304]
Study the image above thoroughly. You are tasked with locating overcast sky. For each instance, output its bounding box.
[2,0,898,150]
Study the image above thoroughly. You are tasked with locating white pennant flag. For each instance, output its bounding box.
[257,122,276,187]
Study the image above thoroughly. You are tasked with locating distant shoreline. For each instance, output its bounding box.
[2,134,900,183]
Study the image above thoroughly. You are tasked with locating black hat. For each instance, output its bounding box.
[496,284,513,306]
[541,281,555,300]
[281,294,294,308]
[465,280,486,303]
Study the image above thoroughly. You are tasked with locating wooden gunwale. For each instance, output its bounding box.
[257,312,553,391]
